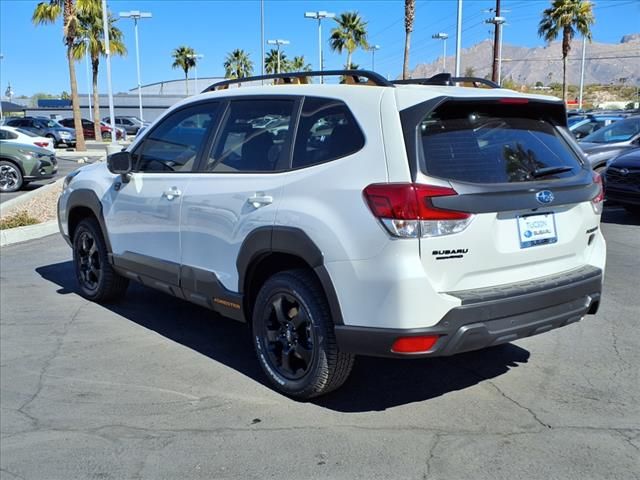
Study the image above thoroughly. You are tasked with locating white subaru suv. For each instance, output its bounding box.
[58,71,606,399]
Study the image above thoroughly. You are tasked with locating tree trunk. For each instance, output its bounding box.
[68,46,86,151]
[185,71,189,95]
[92,57,102,142]
[403,31,412,80]
[347,52,352,70]
[562,55,567,102]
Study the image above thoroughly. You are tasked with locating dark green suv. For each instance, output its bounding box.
[0,141,58,192]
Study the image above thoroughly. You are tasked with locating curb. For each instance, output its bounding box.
[0,178,64,217]
[0,219,59,247]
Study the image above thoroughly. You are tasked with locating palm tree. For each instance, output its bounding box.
[172,46,197,95]
[329,11,369,70]
[265,49,289,74]
[224,49,254,79]
[403,0,415,80]
[538,0,594,101]
[33,0,99,151]
[72,8,126,141]
[291,56,312,72]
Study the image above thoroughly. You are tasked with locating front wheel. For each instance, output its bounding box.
[72,217,129,302]
[0,160,23,193]
[252,269,354,399]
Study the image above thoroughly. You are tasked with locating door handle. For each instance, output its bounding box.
[247,193,273,208]
[162,187,182,201]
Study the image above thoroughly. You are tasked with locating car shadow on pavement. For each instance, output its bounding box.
[601,205,640,226]
[37,261,530,412]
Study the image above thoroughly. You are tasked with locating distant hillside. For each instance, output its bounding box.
[409,34,640,85]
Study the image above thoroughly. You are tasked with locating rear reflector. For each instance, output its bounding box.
[391,336,439,354]
[363,183,473,238]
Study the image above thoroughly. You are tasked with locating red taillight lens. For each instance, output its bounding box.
[35,141,48,148]
[391,335,439,354]
[498,97,529,104]
[363,183,470,221]
[592,171,604,204]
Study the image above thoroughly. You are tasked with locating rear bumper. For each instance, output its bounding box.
[335,265,602,358]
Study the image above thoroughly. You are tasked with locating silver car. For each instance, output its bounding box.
[579,116,640,170]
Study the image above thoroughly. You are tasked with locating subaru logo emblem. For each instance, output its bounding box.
[620,168,629,176]
[536,190,554,204]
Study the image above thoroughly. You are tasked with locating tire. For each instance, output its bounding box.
[72,217,129,302]
[45,134,58,147]
[252,269,355,399]
[0,160,23,193]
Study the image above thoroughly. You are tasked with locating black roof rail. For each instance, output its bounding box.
[202,69,394,92]
[393,73,500,89]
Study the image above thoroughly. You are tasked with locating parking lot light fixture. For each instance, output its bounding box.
[432,33,449,72]
[267,39,290,74]
[187,53,204,94]
[368,45,380,71]
[304,11,335,82]
[119,10,152,122]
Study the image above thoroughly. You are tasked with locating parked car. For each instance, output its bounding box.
[0,141,58,192]
[59,118,124,140]
[0,126,55,152]
[102,116,149,135]
[569,114,625,140]
[579,116,640,170]
[603,148,640,215]
[58,71,605,398]
[4,116,76,147]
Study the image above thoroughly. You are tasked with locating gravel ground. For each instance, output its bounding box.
[1,181,63,223]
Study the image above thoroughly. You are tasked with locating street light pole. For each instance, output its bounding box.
[102,0,116,146]
[304,11,335,83]
[188,53,204,93]
[432,33,449,72]
[119,10,152,121]
[84,38,92,120]
[455,0,463,77]
[267,39,290,74]
[368,45,380,71]
[578,36,587,110]
[0,53,4,120]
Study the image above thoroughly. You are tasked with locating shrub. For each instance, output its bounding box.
[0,211,40,229]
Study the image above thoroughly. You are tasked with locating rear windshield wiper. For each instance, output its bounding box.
[530,166,573,178]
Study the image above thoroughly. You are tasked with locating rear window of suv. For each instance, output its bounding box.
[417,101,582,183]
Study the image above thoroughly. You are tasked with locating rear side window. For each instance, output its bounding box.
[292,97,364,169]
[417,102,582,183]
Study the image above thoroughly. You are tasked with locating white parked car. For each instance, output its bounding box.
[57,70,606,398]
[0,125,56,152]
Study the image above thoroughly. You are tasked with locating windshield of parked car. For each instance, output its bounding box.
[582,117,640,144]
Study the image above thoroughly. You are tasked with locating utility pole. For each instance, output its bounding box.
[578,36,586,110]
[432,33,448,72]
[491,0,501,83]
[455,0,463,77]
[369,45,380,71]
[261,0,265,83]
[102,0,116,147]
[120,10,152,121]
[304,11,335,84]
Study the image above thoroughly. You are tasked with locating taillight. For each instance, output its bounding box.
[592,171,604,214]
[363,183,474,238]
[498,97,529,104]
[35,141,48,148]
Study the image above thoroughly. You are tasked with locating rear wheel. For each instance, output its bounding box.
[72,217,129,302]
[0,160,23,192]
[252,269,354,399]
[45,134,58,147]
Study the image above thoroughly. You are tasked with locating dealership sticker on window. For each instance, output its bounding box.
[517,213,557,248]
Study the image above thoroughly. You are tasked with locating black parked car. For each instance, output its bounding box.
[604,148,640,215]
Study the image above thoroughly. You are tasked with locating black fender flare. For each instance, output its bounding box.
[237,226,344,325]
[66,189,112,253]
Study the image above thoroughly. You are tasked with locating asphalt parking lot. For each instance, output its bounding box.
[1,207,638,480]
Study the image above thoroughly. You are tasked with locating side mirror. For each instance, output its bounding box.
[107,151,132,182]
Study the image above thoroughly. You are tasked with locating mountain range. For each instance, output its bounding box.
[409,33,640,86]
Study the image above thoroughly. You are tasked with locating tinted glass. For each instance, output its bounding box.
[16,128,38,137]
[206,100,294,173]
[292,97,365,169]
[134,103,219,173]
[0,130,17,140]
[582,117,640,144]
[417,102,582,183]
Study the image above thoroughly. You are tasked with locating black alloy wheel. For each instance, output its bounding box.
[76,230,101,294]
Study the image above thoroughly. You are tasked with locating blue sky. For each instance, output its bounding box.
[1,0,638,97]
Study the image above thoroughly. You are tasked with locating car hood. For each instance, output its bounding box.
[607,149,640,169]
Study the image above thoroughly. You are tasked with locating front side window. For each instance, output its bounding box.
[416,102,583,183]
[292,97,365,169]
[134,103,219,173]
[206,100,294,173]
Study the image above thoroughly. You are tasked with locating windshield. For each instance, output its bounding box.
[582,117,640,144]
[415,102,582,183]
